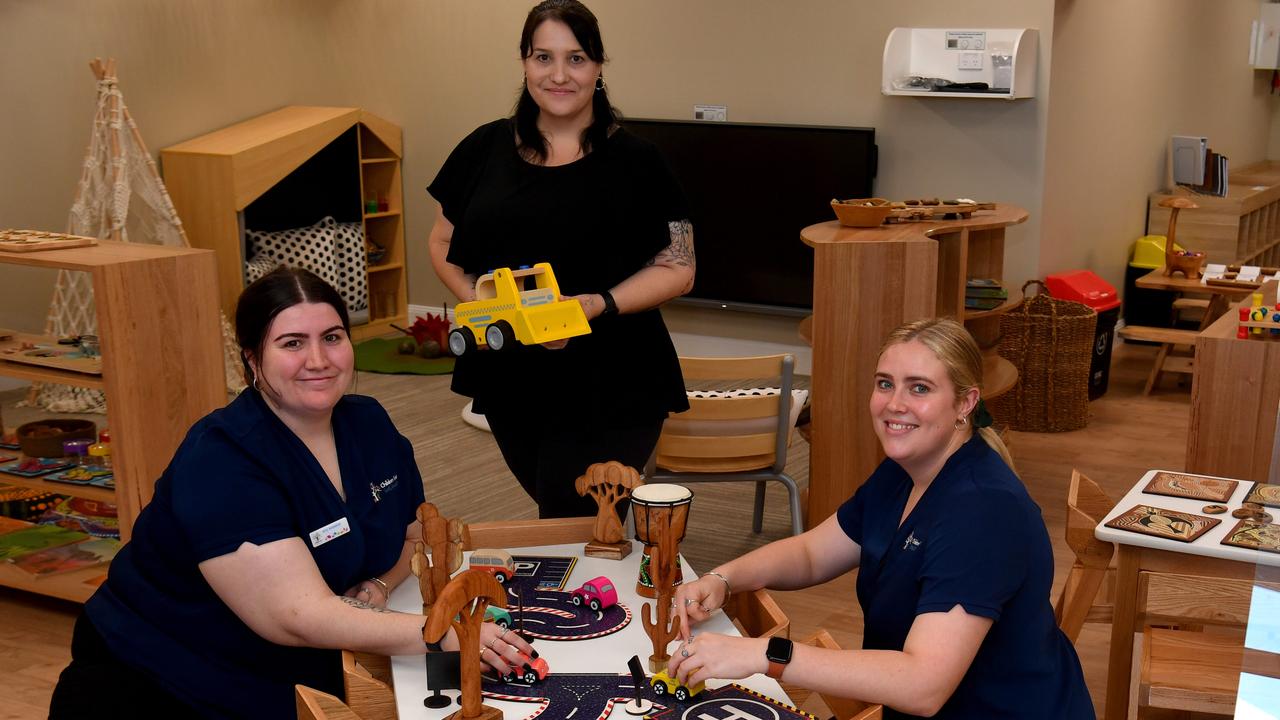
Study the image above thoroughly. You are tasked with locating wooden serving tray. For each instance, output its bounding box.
[884,201,996,223]
[0,330,102,375]
[0,230,97,253]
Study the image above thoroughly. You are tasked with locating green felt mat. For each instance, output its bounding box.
[354,338,455,375]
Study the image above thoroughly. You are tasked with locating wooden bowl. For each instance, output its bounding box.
[17,419,96,458]
[831,198,893,228]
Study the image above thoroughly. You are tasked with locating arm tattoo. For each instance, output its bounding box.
[341,595,394,613]
[645,220,695,269]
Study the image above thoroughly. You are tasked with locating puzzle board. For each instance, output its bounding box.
[1103,504,1221,543]
[1220,519,1280,554]
[502,555,632,641]
[481,674,814,720]
[1142,472,1238,503]
[1245,483,1280,509]
[0,229,97,253]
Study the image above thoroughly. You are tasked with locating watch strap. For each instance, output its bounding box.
[599,289,618,317]
[766,659,787,679]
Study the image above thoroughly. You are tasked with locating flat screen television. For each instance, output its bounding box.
[624,118,877,315]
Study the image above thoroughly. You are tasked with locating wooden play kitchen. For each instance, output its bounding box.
[801,204,1027,526]
[0,240,223,602]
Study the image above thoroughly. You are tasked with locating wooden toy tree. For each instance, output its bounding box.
[639,516,683,672]
[411,502,464,614]
[575,461,644,560]
[423,569,507,720]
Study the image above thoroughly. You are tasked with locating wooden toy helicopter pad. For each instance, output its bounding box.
[482,675,815,720]
[504,555,632,641]
[0,230,97,253]
[0,330,103,375]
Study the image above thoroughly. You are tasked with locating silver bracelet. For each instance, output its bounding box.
[705,570,732,605]
[369,576,390,597]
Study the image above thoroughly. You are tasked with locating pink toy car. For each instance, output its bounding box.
[569,576,618,612]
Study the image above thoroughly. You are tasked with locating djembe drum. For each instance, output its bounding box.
[631,483,692,598]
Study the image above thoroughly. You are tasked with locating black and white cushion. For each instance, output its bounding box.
[245,217,339,290]
[331,219,369,314]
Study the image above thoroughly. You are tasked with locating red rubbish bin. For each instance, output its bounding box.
[1045,270,1121,400]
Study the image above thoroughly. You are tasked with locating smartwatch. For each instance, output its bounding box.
[765,636,793,679]
[599,289,618,317]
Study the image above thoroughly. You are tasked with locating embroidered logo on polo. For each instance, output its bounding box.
[370,474,399,503]
[902,531,922,551]
[309,517,351,547]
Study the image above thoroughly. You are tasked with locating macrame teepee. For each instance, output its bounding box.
[27,58,244,413]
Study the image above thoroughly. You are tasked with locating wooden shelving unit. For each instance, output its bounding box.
[0,240,224,602]
[162,106,408,341]
[800,205,1029,528]
[1148,161,1280,265]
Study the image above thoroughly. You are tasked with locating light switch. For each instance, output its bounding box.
[958,52,984,71]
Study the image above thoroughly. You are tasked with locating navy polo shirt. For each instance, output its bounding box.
[837,436,1093,719]
[85,390,425,719]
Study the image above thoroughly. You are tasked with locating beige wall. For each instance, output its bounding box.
[0,0,1054,346]
[1042,0,1274,295]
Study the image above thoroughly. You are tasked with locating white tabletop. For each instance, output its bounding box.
[1095,469,1280,567]
[389,541,791,719]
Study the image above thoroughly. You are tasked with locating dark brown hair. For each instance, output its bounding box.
[234,266,350,394]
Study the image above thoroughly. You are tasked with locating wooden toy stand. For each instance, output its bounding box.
[632,484,692,672]
[422,569,506,720]
[575,461,643,560]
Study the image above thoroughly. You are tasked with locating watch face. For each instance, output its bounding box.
[766,636,793,664]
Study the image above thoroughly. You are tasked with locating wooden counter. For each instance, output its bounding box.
[1189,280,1280,481]
[800,205,1029,527]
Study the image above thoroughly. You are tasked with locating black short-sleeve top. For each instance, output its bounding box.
[85,390,426,719]
[836,436,1094,719]
[428,119,690,421]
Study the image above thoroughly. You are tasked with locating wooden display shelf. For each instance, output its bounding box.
[0,359,104,390]
[0,559,105,603]
[983,353,1018,400]
[360,157,397,165]
[363,210,400,220]
[0,240,223,602]
[0,472,115,503]
[1149,161,1280,265]
[801,204,1028,527]
[367,262,403,274]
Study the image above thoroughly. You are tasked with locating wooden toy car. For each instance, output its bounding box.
[448,263,591,356]
[468,549,515,583]
[569,576,618,612]
[484,605,513,629]
[650,669,704,701]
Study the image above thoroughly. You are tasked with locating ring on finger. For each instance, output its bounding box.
[684,598,695,607]
[499,628,511,641]
[681,647,690,657]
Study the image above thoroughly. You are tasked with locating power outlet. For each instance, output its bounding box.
[958,52,984,71]
[694,104,727,122]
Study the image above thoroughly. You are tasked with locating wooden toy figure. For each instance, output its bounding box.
[422,569,508,720]
[575,461,644,559]
[1159,196,1206,279]
[632,483,693,671]
[412,503,465,614]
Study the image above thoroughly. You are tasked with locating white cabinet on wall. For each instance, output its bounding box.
[1251,3,1280,69]
[882,28,1038,99]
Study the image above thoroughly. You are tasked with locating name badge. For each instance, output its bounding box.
[309,517,351,548]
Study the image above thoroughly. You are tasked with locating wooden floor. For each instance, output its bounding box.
[0,340,1190,718]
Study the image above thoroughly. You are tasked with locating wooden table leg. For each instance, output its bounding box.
[1104,546,1141,720]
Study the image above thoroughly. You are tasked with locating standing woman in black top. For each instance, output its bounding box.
[427,0,695,518]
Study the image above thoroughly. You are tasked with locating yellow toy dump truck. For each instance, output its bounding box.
[448,263,591,356]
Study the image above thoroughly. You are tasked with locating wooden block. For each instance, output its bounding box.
[584,539,632,560]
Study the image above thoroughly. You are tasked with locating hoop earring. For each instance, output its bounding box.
[954,415,968,430]
[595,75,606,92]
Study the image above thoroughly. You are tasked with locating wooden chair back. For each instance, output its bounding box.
[722,588,789,639]
[656,354,794,473]
[461,516,595,550]
[799,630,883,720]
[341,650,395,720]
[295,684,364,720]
[1053,469,1117,643]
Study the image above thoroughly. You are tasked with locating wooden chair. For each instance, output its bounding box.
[1137,571,1280,716]
[1053,469,1117,644]
[1116,325,1199,395]
[296,684,364,720]
[796,629,883,720]
[646,354,805,536]
[721,587,790,639]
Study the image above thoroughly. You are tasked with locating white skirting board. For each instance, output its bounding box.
[407,304,812,375]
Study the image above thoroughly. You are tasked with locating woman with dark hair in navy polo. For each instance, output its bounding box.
[49,267,534,718]
[669,318,1094,719]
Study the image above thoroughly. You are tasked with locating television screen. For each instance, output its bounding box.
[625,119,877,314]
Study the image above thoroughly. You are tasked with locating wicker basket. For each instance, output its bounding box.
[990,280,1097,432]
